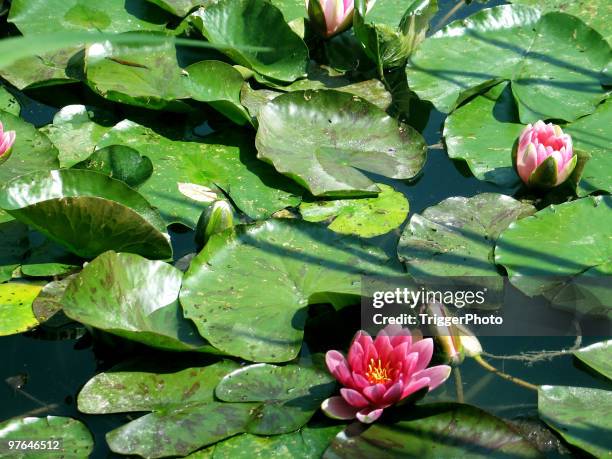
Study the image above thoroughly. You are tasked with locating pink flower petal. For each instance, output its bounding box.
[348,341,365,374]
[409,338,434,372]
[401,376,430,399]
[373,333,393,362]
[356,407,384,424]
[351,371,370,390]
[413,365,452,391]
[341,388,370,408]
[326,350,352,386]
[321,396,360,420]
[382,381,403,405]
[363,383,386,404]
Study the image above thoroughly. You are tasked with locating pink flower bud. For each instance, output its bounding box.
[0,121,16,164]
[514,121,576,189]
[321,324,451,423]
[306,0,376,38]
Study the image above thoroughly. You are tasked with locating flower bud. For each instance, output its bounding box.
[307,0,376,38]
[0,121,16,165]
[195,200,234,249]
[513,121,576,189]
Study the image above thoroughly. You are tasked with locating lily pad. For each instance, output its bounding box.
[0,282,43,336]
[0,110,59,184]
[8,0,171,35]
[96,120,301,227]
[325,403,541,458]
[0,219,29,282]
[398,193,535,277]
[255,89,427,197]
[510,0,612,44]
[406,5,610,122]
[0,416,93,459]
[495,196,612,300]
[180,219,394,362]
[40,104,115,168]
[184,60,251,125]
[63,251,208,351]
[73,145,153,188]
[573,340,612,381]
[147,0,202,17]
[0,86,20,116]
[216,362,336,434]
[190,0,308,82]
[85,35,189,110]
[538,385,612,458]
[564,100,612,196]
[0,169,172,260]
[300,184,409,238]
[443,82,523,189]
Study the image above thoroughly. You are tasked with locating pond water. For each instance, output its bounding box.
[1,1,609,457]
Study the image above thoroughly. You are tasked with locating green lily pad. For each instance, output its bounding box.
[190,0,308,82]
[443,82,523,189]
[255,89,427,197]
[240,84,282,122]
[85,35,189,110]
[325,403,541,458]
[495,196,612,301]
[0,282,43,336]
[406,5,610,122]
[147,0,202,17]
[40,104,115,168]
[398,193,535,277]
[96,120,301,227]
[0,86,21,116]
[20,234,82,278]
[73,145,153,188]
[31,275,78,327]
[269,0,307,22]
[0,169,172,260]
[0,219,29,282]
[0,416,93,459]
[216,362,336,434]
[0,111,59,184]
[184,60,251,125]
[180,219,394,362]
[0,47,82,90]
[564,100,612,196]
[300,184,409,238]
[573,340,612,381]
[8,0,171,35]
[63,251,208,351]
[538,386,612,458]
[510,0,612,44]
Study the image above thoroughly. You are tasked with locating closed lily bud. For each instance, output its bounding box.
[513,121,576,189]
[0,121,16,165]
[306,0,376,38]
[195,200,234,249]
[424,303,464,365]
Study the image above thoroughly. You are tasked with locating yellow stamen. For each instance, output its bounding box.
[366,358,392,384]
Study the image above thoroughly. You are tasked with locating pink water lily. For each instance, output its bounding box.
[514,120,576,188]
[0,122,16,162]
[322,324,451,423]
[306,0,376,38]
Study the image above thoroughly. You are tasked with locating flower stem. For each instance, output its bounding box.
[453,367,464,403]
[473,355,538,392]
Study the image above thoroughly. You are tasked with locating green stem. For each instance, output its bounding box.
[473,355,538,392]
[453,367,464,403]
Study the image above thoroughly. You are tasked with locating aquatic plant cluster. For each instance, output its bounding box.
[0,0,610,457]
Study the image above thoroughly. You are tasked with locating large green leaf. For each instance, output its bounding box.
[8,0,171,35]
[325,403,541,458]
[147,0,202,17]
[443,83,523,189]
[180,219,394,362]
[0,219,29,282]
[510,0,612,44]
[63,251,208,351]
[0,86,20,116]
[398,193,535,277]
[538,386,612,458]
[0,169,172,259]
[0,111,59,184]
[190,0,308,82]
[564,100,612,197]
[495,196,612,301]
[40,105,115,168]
[96,120,301,227]
[406,5,610,122]
[0,282,42,336]
[300,184,409,238]
[573,340,612,381]
[215,362,336,434]
[255,89,427,197]
[0,416,93,459]
[85,35,189,110]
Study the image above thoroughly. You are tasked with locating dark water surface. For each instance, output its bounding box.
[2,1,610,458]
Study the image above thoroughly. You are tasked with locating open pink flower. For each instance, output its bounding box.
[514,121,576,188]
[0,121,16,162]
[322,325,451,423]
[306,0,376,38]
